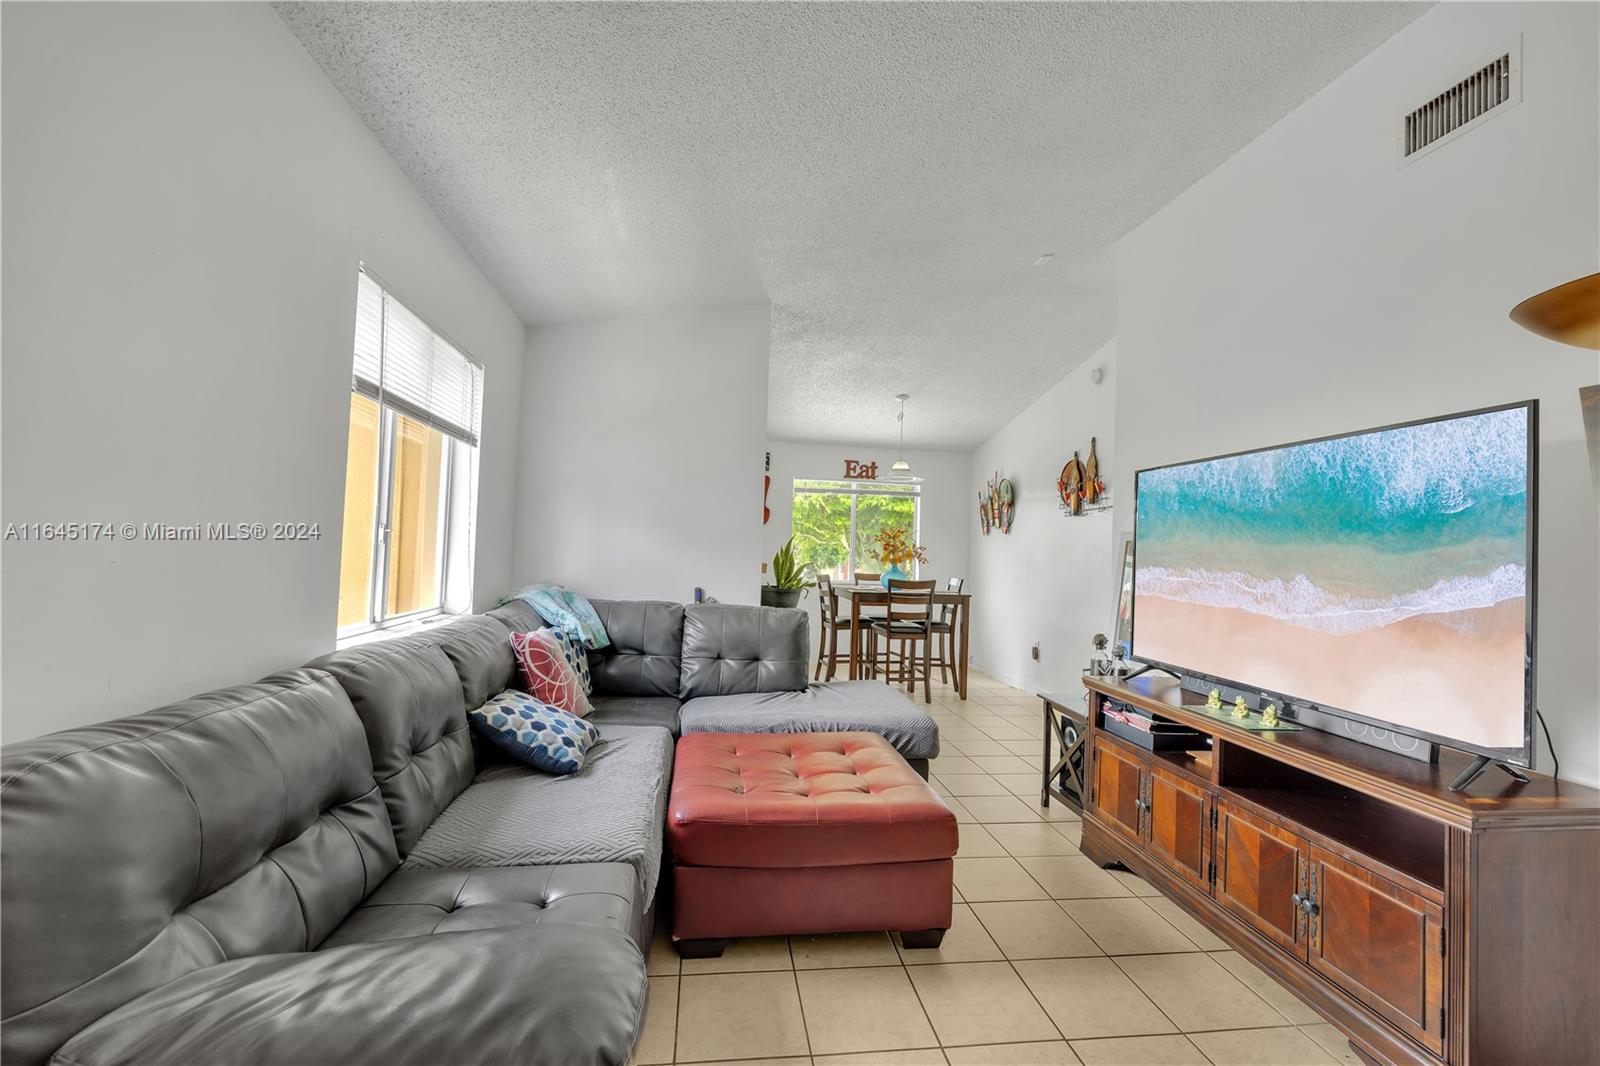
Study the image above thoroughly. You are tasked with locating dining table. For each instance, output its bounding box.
[834,583,973,699]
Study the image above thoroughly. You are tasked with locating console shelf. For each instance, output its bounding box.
[1079,674,1600,1066]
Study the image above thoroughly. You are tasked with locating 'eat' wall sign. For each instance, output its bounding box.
[843,459,879,480]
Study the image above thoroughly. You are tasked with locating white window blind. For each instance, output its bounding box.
[352,269,483,446]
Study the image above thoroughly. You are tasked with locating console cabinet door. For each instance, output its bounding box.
[1093,735,1146,844]
[1215,800,1307,958]
[1147,764,1210,893]
[1307,846,1445,1057]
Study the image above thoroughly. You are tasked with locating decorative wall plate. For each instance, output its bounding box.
[1058,454,1085,515]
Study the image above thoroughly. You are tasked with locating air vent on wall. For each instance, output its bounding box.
[1400,42,1520,166]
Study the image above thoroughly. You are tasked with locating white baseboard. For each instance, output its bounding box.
[970,660,1034,693]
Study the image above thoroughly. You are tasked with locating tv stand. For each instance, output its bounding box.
[1078,674,1600,1066]
[1447,754,1532,792]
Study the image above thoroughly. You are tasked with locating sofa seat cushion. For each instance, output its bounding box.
[679,681,940,761]
[321,863,640,950]
[50,924,646,1066]
[668,732,958,869]
[403,725,674,902]
[588,695,682,734]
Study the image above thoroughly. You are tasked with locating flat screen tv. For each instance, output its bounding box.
[1131,401,1536,767]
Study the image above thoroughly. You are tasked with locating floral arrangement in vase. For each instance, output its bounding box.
[873,528,928,586]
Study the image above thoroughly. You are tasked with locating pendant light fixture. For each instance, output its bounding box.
[888,393,924,483]
[1509,273,1600,349]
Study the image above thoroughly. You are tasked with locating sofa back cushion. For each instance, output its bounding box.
[307,639,474,858]
[679,604,810,699]
[421,615,516,710]
[588,599,684,697]
[0,670,396,1066]
[485,598,546,636]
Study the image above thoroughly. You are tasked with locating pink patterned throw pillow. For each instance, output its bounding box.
[510,630,594,717]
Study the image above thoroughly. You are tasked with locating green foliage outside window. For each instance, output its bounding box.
[790,481,920,581]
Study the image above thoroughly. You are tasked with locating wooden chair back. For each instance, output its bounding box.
[939,577,965,624]
[853,571,881,584]
[884,578,937,627]
[817,572,840,625]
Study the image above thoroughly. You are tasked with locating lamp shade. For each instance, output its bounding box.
[1509,273,1600,350]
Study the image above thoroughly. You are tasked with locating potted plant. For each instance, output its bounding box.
[873,528,928,586]
[760,536,812,608]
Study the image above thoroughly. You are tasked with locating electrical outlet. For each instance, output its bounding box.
[1031,642,1040,661]
[760,562,767,574]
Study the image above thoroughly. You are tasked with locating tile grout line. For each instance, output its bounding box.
[670,963,682,1065]
[963,677,1160,1059]
[952,680,1075,1056]
[896,934,951,1065]
[784,938,814,1064]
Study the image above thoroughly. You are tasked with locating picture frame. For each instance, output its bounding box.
[1113,532,1134,658]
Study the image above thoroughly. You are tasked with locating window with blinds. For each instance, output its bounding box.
[337,268,483,636]
[352,269,483,446]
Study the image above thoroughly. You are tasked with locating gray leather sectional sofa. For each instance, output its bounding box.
[1,597,939,1066]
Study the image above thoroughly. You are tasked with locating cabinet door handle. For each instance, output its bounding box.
[1291,891,1304,910]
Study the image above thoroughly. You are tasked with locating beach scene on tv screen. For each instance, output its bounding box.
[1133,407,1529,752]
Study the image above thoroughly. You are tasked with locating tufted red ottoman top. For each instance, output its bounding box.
[668,732,959,869]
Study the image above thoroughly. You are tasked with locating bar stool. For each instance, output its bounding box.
[813,573,856,681]
[868,578,937,704]
[928,577,965,685]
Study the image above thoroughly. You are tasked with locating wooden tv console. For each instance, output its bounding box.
[1079,675,1600,1066]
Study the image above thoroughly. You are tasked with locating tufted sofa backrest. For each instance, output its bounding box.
[587,599,685,697]
[679,604,811,699]
[419,615,517,710]
[307,638,475,858]
[0,670,396,1066]
[485,597,545,638]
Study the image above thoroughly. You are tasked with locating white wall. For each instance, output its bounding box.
[967,342,1121,693]
[514,305,770,605]
[0,3,527,742]
[764,438,971,658]
[1116,2,1600,784]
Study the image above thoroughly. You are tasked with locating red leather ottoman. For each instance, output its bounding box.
[667,732,958,957]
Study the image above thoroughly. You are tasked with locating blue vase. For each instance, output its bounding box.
[880,564,910,588]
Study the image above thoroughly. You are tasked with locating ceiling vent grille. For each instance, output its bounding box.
[1400,43,1520,165]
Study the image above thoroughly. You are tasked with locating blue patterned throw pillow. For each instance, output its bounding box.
[551,629,593,695]
[469,691,601,775]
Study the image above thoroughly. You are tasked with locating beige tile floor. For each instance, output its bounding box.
[634,671,1359,1066]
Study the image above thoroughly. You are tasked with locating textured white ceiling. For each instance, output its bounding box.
[276,2,1427,448]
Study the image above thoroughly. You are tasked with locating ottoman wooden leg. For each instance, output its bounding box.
[674,937,734,959]
[898,928,946,950]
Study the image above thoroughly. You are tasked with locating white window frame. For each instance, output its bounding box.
[338,266,482,643]
[791,479,922,579]
[359,405,455,632]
